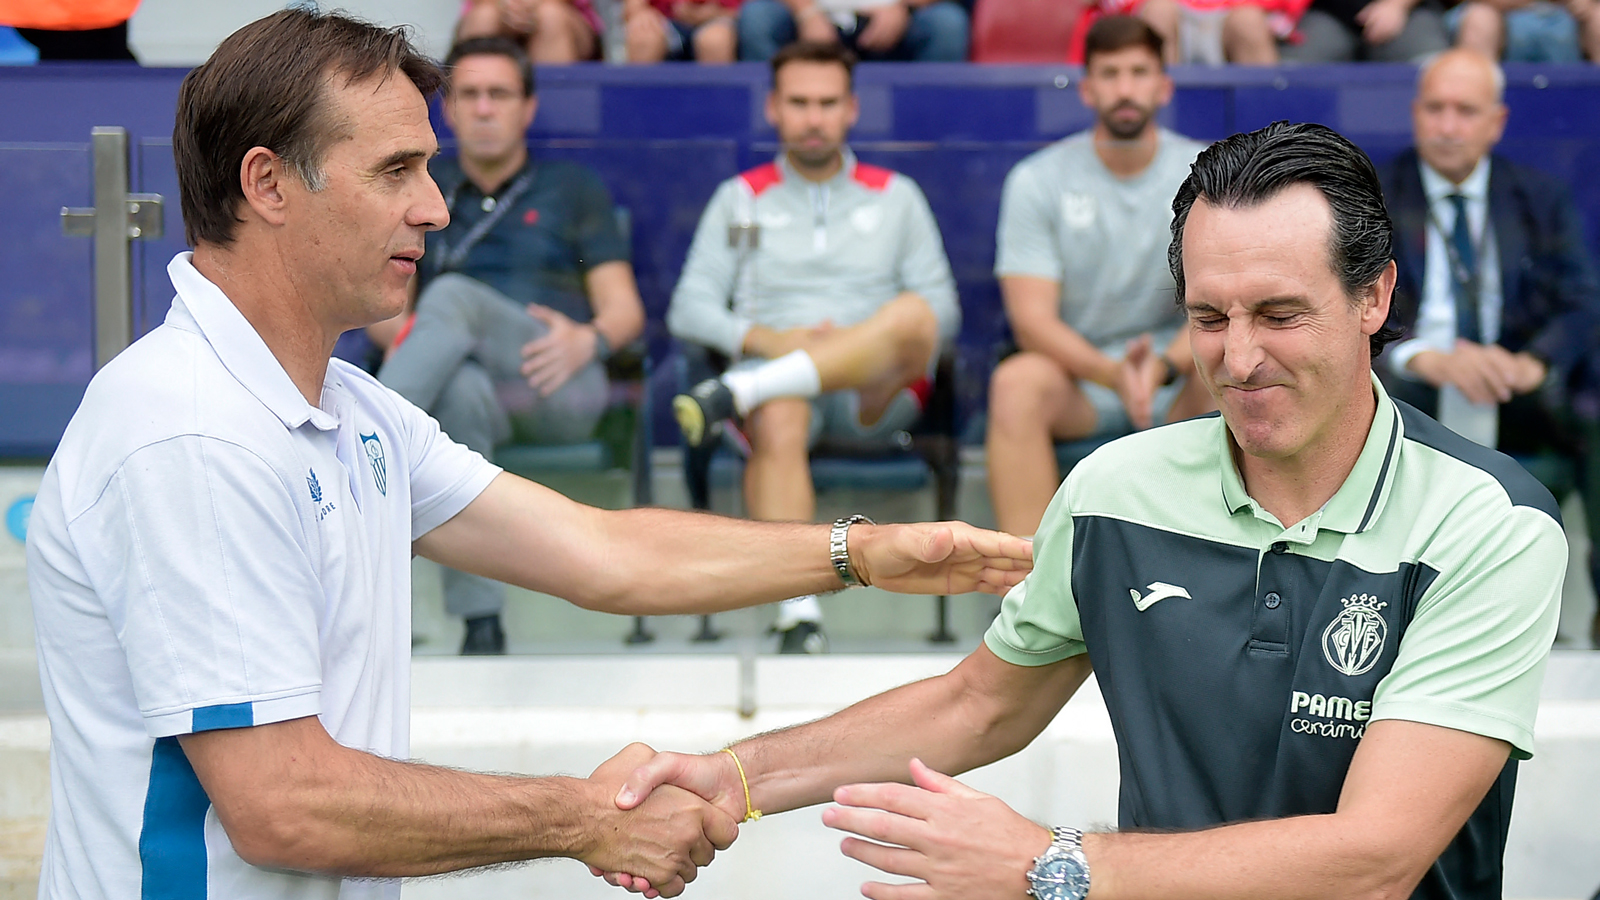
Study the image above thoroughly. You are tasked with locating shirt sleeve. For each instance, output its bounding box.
[68,436,325,738]
[893,179,961,343]
[1369,502,1565,759]
[570,167,630,271]
[395,386,503,540]
[994,161,1063,282]
[984,476,1090,666]
[667,180,751,358]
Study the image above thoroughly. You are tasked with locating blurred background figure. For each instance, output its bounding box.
[1278,0,1449,60]
[1101,0,1297,64]
[370,36,644,653]
[1451,0,1599,63]
[0,0,139,60]
[737,0,968,61]
[458,0,605,63]
[1379,49,1600,647]
[624,0,740,62]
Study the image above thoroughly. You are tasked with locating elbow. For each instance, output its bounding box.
[219,797,331,872]
[1327,828,1434,900]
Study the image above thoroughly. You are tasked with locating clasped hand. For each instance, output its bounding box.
[580,743,740,898]
[596,754,1051,899]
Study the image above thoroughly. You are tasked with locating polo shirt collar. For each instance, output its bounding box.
[165,252,341,433]
[776,145,858,188]
[1218,372,1402,539]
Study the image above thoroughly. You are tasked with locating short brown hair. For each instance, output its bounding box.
[770,41,857,91]
[446,36,535,97]
[174,8,444,248]
[1083,15,1164,69]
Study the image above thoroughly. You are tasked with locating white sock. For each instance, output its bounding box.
[723,350,821,416]
[775,594,823,629]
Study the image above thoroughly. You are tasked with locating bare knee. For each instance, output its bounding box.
[1455,3,1505,54]
[987,353,1068,434]
[746,398,812,458]
[880,295,941,373]
[1138,0,1182,59]
[457,0,506,39]
[694,19,737,63]
[1223,6,1278,63]
[626,12,667,62]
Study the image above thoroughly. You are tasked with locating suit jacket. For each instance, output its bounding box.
[1379,148,1600,421]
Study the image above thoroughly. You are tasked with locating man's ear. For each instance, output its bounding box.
[1361,259,1398,336]
[239,146,292,227]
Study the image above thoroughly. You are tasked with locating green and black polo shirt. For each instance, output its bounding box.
[986,375,1565,900]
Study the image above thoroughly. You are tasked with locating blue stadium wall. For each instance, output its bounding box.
[4,62,1600,456]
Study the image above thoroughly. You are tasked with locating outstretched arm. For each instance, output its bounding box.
[415,472,1033,616]
[824,719,1508,900]
[617,645,1090,825]
[179,719,736,895]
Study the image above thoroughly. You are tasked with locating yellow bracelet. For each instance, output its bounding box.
[721,747,761,823]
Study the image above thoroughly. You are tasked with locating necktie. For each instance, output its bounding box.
[1448,193,1482,344]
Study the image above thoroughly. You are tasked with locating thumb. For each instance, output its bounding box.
[616,751,693,809]
[908,757,981,798]
[914,525,956,564]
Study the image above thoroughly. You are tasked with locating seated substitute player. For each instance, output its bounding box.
[608,123,1565,900]
[370,36,646,655]
[985,15,1214,538]
[23,10,1033,900]
[667,40,959,653]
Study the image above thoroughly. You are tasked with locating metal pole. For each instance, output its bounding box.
[90,127,132,371]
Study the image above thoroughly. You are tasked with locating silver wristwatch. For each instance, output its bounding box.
[829,515,873,587]
[1026,826,1091,900]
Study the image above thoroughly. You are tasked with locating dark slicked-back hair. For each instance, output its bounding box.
[174,8,443,248]
[771,40,858,91]
[1083,15,1164,69]
[446,36,535,97]
[1168,121,1403,357]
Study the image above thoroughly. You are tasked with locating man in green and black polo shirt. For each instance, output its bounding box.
[370,36,645,654]
[609,122,1565,900]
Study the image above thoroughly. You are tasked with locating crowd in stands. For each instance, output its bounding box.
[350,15,1600,656]
[440,0,1600,65]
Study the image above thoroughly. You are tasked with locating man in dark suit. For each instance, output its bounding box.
[1379,47,1600,647]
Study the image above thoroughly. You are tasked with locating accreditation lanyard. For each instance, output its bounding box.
[432,166,537,276]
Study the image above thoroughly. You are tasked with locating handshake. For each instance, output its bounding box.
[577,743,1054,899]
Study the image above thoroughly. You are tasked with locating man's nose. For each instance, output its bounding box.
[413,172,450,231]
[1223,319,1264,383]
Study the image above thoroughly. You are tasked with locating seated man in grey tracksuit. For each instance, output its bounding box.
[668,40,959,653]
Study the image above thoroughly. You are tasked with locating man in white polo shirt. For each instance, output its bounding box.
[23,10,1031,900]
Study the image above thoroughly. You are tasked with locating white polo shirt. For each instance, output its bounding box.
[26,253,500,900]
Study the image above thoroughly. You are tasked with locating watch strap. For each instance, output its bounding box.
[830,515,873,587]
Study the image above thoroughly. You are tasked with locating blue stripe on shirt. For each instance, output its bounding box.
[192,702,253,732]
[139,736,211,899]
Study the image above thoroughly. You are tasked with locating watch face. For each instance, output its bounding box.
[1028,855,1091,900]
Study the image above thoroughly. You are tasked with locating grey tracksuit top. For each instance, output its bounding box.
[667,149,960,359]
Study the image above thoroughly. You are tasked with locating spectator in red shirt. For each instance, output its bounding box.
[625,0,740,61]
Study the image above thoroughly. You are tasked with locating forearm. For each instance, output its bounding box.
[185,729,599,877]
[584,508,846,614]
[1084,814,1418,900]
[734,649,1090,815]
[585,261,645,350]
[1018,315,1118,386]
[272,761,591,876]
